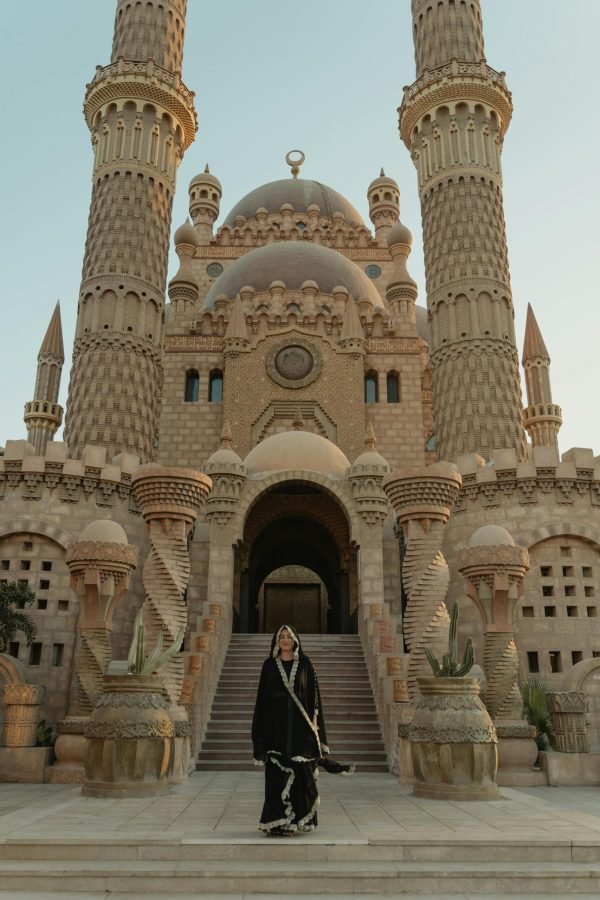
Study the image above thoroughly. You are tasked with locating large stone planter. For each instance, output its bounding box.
[82,674,174,798]
[410,677,499,800]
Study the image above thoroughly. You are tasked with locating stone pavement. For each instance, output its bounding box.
[0,772,599,896]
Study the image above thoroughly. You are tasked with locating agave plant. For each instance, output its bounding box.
[127,609,185,676]
[425,602,474,677]
[520,674,554,750]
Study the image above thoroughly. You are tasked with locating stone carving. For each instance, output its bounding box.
[547,691,589,753]
[383,463,462,699]
[409,676,499,800]
[132,466,211,712]
[2,683,45,748]
[265,337,322,389]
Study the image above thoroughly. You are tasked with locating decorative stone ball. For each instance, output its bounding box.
[468,524,515,547]
[80,520,128,544]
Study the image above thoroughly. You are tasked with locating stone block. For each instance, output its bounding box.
[63,459,85,476]
[21,456,46,474]
[555,460,578,479]
[541,750,600,786]
[81,445,107,468]
[3,440,35,460]
[0,746,52,783]
[455,452,485,475]
[44,442,69,463]
[516,460,536,478]
[531,445,560,468]
[112,452,141,474]
[491,448,518,470]
[562,447,595,467]
[100,464,122,483]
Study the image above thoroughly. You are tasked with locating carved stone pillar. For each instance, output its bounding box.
[2,684,45,747]
[383,462,461,700]
[49,520,138,784]
[132,465,211,778]
[547,692,589,753]
[458,525,538,783]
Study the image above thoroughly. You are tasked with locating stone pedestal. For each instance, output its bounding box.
[2,683,45,747]
[496,721,546,786]
[547,692,589,753]
[47,716,88,784]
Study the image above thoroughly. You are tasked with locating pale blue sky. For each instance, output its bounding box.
[0,1,598,455]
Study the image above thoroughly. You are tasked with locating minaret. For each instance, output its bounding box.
[63,0,197,461]
[24,303,64,454]
[522,304,562,450]
[399,0,526,461]
[367,170,400,245]
[188,165,222,244]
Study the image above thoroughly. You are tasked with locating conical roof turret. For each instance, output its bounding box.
[40,302,64,360]
[522,303,550,363]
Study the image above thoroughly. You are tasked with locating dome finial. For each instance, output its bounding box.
[204,163,210,173]
[365,422,377,450]
[380,167,385,177]
[292,408,304,431]
[221,420,233,448]
[286,150,305,180]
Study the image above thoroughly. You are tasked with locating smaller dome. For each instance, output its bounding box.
[81,519,128,544]
[206,446,244,468]
[368,169,399,194]
[244,431,350,478]
[189,165,222,191]
[174,219,198,247]
[468,525,515,547]
[351,449,389,470]
[387,221,412,248]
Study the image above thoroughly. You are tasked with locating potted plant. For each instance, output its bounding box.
[82,612,184,798]
[409,603,500,800]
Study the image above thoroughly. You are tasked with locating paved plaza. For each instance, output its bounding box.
[1,772,600,897]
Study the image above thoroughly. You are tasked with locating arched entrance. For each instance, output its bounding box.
[234,481,357,634]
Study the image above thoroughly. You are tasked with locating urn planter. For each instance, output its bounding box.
[409,676,499,800]
[83,673,174,798]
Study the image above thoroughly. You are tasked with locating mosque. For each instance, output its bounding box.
[0,0,599,773]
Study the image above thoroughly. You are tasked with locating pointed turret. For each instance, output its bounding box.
[386,221,418,337]
[24,302,65,454]
[339,294,365,353]
[223,297,249,354]
[367,169,400,245]
[189,164,222,243]
[522,304,562,450]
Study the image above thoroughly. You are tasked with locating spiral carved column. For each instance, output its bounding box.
[49,521,138,784]
[132,467,211,712]
[458,533,538,783]
[383,462,462,700]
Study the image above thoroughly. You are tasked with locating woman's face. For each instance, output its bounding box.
[278,628,295,653]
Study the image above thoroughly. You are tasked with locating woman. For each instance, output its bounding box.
[251,624,327,835]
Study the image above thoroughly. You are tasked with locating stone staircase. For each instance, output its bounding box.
[196,633,389,772]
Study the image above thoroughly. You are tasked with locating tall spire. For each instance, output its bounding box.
[24,302,65,454]
[63,0,197,462]
[400,0,525,462]
[522,304,562,450]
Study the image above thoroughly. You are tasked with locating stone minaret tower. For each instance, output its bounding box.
[64,0,197,462]
[24,303,65,454]
[399,0,526,461]
[522,303,562,450]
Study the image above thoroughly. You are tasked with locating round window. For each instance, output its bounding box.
[207,262,224,278]
[365,264,382,279]
[275,345,313,381]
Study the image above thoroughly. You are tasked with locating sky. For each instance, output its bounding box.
[0,1,599,456]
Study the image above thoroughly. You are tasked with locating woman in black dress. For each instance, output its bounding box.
[252,625,327,835]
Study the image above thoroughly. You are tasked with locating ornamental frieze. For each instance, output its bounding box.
[165,335,224,352]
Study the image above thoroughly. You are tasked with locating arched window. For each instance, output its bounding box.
[387,371,400,403]
[364,371,379,404]
[209,369,223,403]
[184,369,199,403]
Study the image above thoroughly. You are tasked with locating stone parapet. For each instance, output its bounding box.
[0,441,140,509]
[454,447,600,511]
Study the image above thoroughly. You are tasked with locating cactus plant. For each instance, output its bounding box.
[127,609,185,676]
[425,602,474,677]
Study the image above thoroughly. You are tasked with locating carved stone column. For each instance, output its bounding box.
[49,520,138,784]
[132,465,211,778]
[383,462,461,700]
[458,525,537,783]
[2,684,45,747]
[547,692,589,753]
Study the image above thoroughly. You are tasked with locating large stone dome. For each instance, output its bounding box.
[204,241,384,309]
[223,178,365,228]
[244,431,350,478]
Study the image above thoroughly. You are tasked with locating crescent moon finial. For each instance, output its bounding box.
[285,150,305,179]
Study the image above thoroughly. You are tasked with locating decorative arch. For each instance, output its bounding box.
[517,521,600,553]
[0,517,75,549]
[0,653,28,687]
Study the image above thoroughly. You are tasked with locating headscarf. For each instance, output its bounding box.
[270,624,302,660]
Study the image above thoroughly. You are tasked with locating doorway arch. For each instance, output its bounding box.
[235,480,357,634]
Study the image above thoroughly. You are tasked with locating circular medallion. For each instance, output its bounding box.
[365,264,381,280]
[266,338,322,389]
[275,345,313,381]
[207,262,224,278]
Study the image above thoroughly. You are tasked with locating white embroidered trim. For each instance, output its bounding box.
[258,753,297,833]
[275,656,322,757]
